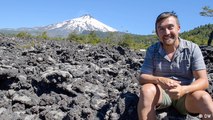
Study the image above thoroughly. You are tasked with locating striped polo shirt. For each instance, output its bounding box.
[140,38,206,85]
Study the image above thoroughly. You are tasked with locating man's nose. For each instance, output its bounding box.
[165,28,170,35]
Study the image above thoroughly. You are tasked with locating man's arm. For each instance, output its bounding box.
[167,69,208,99]
[181,69,209,94]
[138,74,159,85]
[138,73,181,89]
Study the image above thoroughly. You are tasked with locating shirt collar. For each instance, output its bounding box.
[157,37,188,61]
[178,38,188,51]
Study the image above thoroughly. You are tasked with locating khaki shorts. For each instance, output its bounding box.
[156,89,188,115]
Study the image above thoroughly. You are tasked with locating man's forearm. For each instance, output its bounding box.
[138,74,160,85]
[183,69,209,94]
[138,74,182,91]
[183,78,209,94]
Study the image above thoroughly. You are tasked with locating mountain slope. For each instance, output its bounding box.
[0,14,118,37]
[38,14,117,33]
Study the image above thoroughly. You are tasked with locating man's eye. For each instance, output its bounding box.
[169,27,173,30]
[168,25,174,30]
[159,27,164,31]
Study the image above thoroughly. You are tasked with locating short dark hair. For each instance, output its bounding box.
[155,11,180,33]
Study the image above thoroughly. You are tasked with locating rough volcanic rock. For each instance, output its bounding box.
[0,35,212,120]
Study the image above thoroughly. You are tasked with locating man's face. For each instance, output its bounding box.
[156,16,180,46]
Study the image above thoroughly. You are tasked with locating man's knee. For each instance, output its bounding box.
[139,83,162,108]
[140,83,159,97]
[187,91,212,106]
[197,91,212,104]
[186,90,213,114]
[190,91,212,101]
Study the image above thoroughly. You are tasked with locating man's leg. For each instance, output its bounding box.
[185,90,213,120]
[137,84,163,120]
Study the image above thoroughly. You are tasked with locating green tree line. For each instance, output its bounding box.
[66,31,158,50]
[180,24,213,45]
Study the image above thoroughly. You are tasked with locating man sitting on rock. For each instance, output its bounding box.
[137,11,213,120]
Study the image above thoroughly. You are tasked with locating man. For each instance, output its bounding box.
[137,11,213,120]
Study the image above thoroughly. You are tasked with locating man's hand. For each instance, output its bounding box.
[166,84,187,100]
[158,77,181,89]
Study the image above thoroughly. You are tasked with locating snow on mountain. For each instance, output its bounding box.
[0,14,118,37]
[37,14,117,33]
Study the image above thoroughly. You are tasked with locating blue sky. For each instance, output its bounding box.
[0,0,212,35]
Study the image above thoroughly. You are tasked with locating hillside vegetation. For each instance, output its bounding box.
[1,24,212,50]
[180,24,213,45]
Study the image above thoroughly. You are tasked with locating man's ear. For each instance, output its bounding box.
[178,25,181,33]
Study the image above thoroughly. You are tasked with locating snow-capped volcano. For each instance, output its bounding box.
[38,14,117,33]
[0,14,118,37]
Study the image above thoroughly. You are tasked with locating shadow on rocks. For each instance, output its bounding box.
[97,92,139,120]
